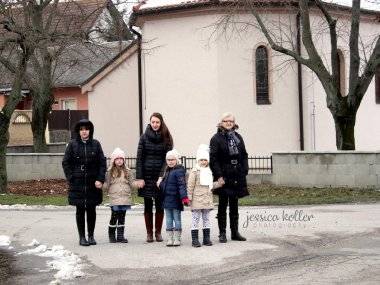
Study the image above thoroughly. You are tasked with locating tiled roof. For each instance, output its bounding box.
[0,0,110,38]
[0,41,133,89]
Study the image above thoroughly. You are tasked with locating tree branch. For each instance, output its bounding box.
[356,36,380,105]
[348,0,361,96]
[246,2,310,67]
[314,0,339,92]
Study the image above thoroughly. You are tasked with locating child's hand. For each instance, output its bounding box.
[136,180,145,189]
[156,177,163,188]
[95,181,103,189]
[182,197,190,206]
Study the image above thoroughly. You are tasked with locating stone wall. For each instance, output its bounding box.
[6,154,65,181]
[271,152,380,188]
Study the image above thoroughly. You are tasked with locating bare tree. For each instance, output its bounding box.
[0,0,130,191]
[0,0,35,192]
[218,0,380,150]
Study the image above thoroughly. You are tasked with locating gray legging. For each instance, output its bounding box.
[191,209,211,230]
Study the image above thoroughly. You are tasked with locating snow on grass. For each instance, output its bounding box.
[0,204,142,210]
[19,241,85,282]
[27,239,40,247]
[0,235,11,246]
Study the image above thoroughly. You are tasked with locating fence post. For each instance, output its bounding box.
[181,156,187,169]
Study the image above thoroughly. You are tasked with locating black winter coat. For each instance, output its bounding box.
[159,165,187,211]
[209,128,249,198]
[136,125,172,198]
[62,120,106,206]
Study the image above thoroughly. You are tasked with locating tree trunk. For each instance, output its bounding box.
[334,115,356,150]
[0,114,10,193]
[31,91,53,153]
[31,51,53,153]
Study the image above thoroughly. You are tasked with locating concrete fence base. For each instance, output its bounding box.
[5,152,380,188]
[271,151,380,188]
[6,154,66,181]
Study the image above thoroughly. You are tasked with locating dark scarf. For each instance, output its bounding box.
[144,124,163,143]
[227,130,240,156]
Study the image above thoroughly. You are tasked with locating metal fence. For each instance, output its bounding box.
[107,156,272,174]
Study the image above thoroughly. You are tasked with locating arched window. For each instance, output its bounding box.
[13,114,30,124]
[376,67,380,104]
[337,49,346,95]
[255,46,270,105]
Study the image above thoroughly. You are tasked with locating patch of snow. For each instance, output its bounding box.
[0,204,72,210]
[27,239,40,246]
[0,235,11,246]
[19,243,84,282]
[19,244,48,254]
[8,246,14,250]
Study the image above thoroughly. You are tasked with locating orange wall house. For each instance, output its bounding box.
[0,93,5,108]
[52,87,88,110]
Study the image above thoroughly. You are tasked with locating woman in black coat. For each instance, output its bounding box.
[62,119,106,246]
[136,113,173,242]
[210,112,249,243]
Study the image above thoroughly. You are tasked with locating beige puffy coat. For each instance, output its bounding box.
[103,169,135,206]
[187,168,214,210]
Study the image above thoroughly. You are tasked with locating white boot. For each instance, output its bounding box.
[173,230,181,246]
[166,230,174,247]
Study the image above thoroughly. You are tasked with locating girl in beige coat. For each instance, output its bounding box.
[103,147,135,243]
[188,144,220,247]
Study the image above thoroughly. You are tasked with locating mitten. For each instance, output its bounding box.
[182,197,190,206]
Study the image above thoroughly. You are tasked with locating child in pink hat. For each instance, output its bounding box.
[103,147,136,243]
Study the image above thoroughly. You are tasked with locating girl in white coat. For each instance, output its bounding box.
[187,144,221,247]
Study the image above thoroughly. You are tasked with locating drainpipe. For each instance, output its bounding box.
[296,13,304,150]
[130,27,143,136]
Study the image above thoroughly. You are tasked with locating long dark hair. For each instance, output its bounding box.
[150,112,173,148]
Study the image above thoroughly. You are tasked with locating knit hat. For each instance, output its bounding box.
[110,147,126,166]
[196,144,209,162]
[166,149,181,163]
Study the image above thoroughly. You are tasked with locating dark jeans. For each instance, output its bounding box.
[217,195,239,233]
[76,205,96,238]
[144,197,164,214]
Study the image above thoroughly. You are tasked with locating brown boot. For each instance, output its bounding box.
[154,211,164,242]
[144,212,154,242]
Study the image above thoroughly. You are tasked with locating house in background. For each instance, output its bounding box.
[0,0,134,145]
[87,0,380,156]
[0,0,133,112]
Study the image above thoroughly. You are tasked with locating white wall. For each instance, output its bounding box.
[141,12,301,156]
[88,53,140,157]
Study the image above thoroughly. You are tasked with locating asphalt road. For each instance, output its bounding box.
[0,204,379,284]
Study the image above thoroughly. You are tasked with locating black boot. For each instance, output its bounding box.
[108,210,118,243]
[117,211,128,243]
[79,237,90,246]
[88,236,97,245]
[230,214,246,241]
[76,207,89,246]
[203,228,213,246]
[87,206,97,245]
[191,230,201,247]
[217,212,227,243]
[108,226,117,243]
[219,232,227,243]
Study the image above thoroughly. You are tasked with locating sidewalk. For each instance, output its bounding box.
[0,204,379,284]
